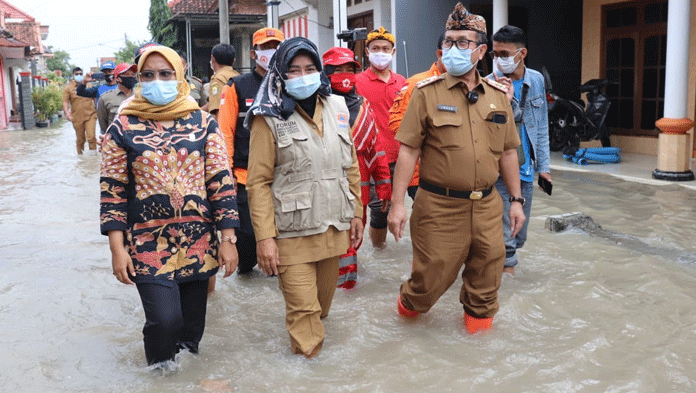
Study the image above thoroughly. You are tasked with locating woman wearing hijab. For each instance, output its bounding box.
[100,46,239,367]
[246,37,363,358]
[321,47,391,289]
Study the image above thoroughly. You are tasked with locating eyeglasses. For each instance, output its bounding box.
[139,69,176,82]
[489,49,522,58]
[74,73,83,76]
[442,38,481,50]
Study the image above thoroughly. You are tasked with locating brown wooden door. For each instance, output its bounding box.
[348,11,374,71]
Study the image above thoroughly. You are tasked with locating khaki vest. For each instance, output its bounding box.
[264,95,356,239]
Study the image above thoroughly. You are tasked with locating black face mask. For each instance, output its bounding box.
[105,74,115,84]
[119,76,138,90]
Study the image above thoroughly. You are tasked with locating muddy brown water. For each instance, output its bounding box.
[1,123,696,392]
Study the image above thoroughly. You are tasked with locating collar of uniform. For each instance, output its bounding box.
[365,67,397,84]
[219,65,235,73]
[444,71,485,93]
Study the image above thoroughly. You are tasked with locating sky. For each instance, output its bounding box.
[19,0,153,69]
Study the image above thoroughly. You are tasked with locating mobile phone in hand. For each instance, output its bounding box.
[538,176,552,195]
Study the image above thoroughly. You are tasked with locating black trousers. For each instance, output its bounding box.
[236,183,257,273]
[136,279,209,365]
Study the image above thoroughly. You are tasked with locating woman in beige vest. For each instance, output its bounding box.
[246,37,363,358]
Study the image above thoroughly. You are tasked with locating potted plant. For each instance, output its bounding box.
[31,85,62,127]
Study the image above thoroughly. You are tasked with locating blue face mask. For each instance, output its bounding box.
[74,75,84,83]
[140,80,179,105]
[284,72,322,100]
[442,47,478,77]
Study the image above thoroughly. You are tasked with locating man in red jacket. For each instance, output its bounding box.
[355,26,406,249]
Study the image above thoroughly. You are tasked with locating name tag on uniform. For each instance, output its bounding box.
[276,120,301,146]
[437,104,457,113]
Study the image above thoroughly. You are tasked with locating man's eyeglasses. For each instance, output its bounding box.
[74,73,83,76]
[489,49,522,58]
[139,69,176,82]
[442,38,480,50]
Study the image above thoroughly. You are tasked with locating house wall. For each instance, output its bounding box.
[582,0,696,155]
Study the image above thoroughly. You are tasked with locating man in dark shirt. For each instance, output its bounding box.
[217,27,284,274]
[76,61,118,100]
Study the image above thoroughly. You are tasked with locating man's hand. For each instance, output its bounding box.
[349,217,364,249]
[494,73,514,102]
[509,201,526,238]
[82,73,93,84]
[387,202,408,242]
[256,238,280,276]
[66,111,73,122]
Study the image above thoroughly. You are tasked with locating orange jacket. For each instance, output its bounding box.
[218,84,248,184]
[388,62,442,187]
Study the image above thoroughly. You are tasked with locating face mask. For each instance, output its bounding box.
[255,49,276,70]
[329,72,356,94]
[284,72,322,100]
[140,80,179,105]
[442,47,478,77]
[495,49,521,74]
[74,75,84,83]
[368,51,393,70]
[105,74,114,84]
[119,76,138,90]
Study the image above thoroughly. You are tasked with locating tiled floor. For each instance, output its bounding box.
[550,150,696,191]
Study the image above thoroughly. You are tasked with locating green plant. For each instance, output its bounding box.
[31,85,63,122]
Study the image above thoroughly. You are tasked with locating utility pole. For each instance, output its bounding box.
[219,0,230,44]
[267,1,280,29]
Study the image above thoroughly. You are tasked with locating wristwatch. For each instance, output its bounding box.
[509,196,526,206]
[221,234,237,244]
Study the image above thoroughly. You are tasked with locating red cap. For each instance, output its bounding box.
[322,47,361,68]
[113,63,137,76]
[253,28,284,46]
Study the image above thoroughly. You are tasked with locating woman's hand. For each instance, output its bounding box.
[350,217,364,249]
[112,245,135,285]
[256,238,280,276]
[217,241,239,277]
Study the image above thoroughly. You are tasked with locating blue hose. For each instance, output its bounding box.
[579,147,622,155]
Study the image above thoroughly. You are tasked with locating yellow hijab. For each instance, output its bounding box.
[121,46,200,121]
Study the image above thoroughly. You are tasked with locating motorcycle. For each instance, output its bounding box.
[542,67,612,152]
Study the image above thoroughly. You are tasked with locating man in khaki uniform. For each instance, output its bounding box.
[97,63,137,133]
[204,43,239,119]
[387,3,525,334]
[63,67,97,155]
[179,52,207,107]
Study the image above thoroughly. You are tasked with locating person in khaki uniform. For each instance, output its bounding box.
[246,38,363,358]
[387,3,525,334]
[96,63,137,133]
[178,52,208,107]
[63,67,97,155]
[204,43,239,119]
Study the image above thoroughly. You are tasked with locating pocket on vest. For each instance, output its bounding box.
[338,178,355,222]
[273,183,321,232]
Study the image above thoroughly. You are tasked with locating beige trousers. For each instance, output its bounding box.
[73,114,97,154]
[277,256,339,355]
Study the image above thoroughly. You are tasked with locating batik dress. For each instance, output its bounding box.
[100,110,239,285]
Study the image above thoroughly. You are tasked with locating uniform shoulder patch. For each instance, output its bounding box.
[483,77,508,93]
[416,74,445,89]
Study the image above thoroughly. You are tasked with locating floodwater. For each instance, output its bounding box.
[2,121,696,393]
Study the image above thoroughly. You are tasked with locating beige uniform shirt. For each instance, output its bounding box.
[247,98,363,265]
[396,72,519,191]
[97,88,130,132]
[187,76,207,107]
[63,81,96,123]
[208,66,239,112]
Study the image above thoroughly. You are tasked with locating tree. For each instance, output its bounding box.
[114,35,144,64]
[148,0,178,49]
[46,47,73,74]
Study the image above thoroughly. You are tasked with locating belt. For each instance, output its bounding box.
[419,180,493,200]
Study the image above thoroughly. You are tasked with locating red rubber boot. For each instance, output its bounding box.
[464,313,493,334]
[397,295,419,318]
